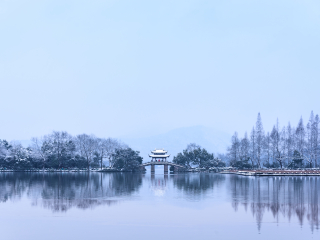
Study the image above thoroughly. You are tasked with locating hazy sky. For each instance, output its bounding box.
[1,0,320,141]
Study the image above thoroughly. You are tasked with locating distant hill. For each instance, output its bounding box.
[122,126,231,162]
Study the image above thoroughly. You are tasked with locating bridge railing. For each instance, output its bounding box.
[141,161,186,169]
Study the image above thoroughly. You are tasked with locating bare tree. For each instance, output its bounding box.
[75,134,97,170]
[240,132,250,162]
[227,132,240,166]
[31,137,50,169]
[278,126,287,168]
[30,132,75,169]
[51,131,75,168]
[96,138,123,169]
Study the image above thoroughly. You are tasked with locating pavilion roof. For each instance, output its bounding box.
[151,149,168,154]
[149,154,170,158]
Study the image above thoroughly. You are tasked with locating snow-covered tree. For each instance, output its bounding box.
[263,132,271,167]
[225,111,320,169]
[111,148,143,171]
[314,114,320,167]
[75,134,97,170]
[250,127,256,168]
[0,140,12,163]
[255,113,264,168]
[227,132,240,166]
[295,117,305,164]
[31,136,52,169]
[270,122,280,167]
[6,142,32,169]
[96,138,125,169]
[286,122,294,167]
[240,132,250,162]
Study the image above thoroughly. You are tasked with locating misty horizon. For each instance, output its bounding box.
[1,1,319,142]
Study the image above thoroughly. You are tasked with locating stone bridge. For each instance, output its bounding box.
[141,161,187,174]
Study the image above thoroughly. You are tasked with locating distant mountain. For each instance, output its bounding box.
[121,126,231,162]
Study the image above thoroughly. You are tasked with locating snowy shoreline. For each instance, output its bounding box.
[221,170,320,176]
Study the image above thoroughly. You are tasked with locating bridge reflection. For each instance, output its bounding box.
[0,172,319,232]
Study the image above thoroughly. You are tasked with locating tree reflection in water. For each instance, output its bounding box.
[229,175,320,232]
[173,173,226,200]
[0,172,319,232]
[0,173,143,212]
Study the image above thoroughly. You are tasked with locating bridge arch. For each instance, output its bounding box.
[140,161,186,174]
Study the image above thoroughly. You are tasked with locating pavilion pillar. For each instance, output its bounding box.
[151,164,155,173]
[164,164,168,174]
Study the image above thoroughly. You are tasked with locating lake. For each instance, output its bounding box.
[0,171,319,240]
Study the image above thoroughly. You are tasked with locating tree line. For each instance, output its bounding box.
[173,143,226,169]
[0,132,226,171]
[0,132,142,171]
[227,111,320,169]
[6,111,318,172]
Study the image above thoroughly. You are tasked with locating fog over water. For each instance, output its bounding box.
[0,172,319,239]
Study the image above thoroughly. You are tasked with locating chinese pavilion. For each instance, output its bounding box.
[149,149,170,162]
[140,149,185,174]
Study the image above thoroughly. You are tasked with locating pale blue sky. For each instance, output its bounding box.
[1,0,320,140]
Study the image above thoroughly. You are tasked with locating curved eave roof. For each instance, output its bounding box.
[149,154,170,158]
[151,150,168,154]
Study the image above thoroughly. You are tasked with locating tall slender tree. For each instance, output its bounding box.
[255,113,264,168]
[225,111,320,169]
[250,127,256,168]
[227,132,240,166]
[264,132,271,167]
[240,132,250,162]
[278,126,287,168]
[286,122,294,167]
[295,117,305,165]
[270,120,281,167]
[314,114,319,167]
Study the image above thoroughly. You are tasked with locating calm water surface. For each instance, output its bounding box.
[0,172,319,240]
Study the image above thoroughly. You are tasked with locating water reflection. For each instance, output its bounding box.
[150,174,168,196]
[229,175,320,231]
[173,173,225,200]
[0,173,142,212]
[0,172,319,232]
